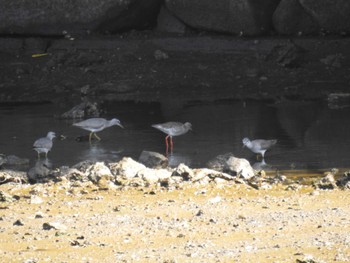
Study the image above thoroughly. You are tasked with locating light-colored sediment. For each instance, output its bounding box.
[0,181,349,262]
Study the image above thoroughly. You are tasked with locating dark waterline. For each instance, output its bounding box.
[0,99,349,172]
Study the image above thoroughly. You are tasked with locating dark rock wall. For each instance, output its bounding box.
[0,0,349,36]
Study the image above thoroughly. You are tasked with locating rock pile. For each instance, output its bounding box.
[1,151,350,192]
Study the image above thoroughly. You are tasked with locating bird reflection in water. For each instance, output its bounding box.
[252,159,274,171]
[167,152,192,167]
[80,144,124,163]
[28,158,53,183]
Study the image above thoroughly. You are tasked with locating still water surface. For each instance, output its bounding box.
[0,100,349,172]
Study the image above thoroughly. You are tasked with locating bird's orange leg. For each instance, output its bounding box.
[170,136,174,153]
[165,135,169,155]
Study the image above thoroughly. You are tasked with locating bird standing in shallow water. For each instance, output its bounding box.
[242,137,277,160]
[152,122,192,154]
[73,118,124,143]
[33,131,56,158]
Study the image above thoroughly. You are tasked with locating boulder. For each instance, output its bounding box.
[300,0,350,34]
[165,0,280,36]
[0,0,162,36]
[224,156,255,179]
[273,0,350,35]
[172,163,194,181]
[85,162,113,183]
[207,153,235,172]
[273,0,319,35]
[137,168,172,185]
[109,157,146,179]
[156,6,188,34]
[138,151,168,169]
[60,100,100,119]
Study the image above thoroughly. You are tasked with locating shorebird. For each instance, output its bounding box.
[33,131,56,158]
[73,118,124,142]
[152,122,192,154]
[242,137,277,160]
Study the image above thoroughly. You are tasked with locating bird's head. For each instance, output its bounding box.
[184,122,192,131]
[110,118,124,128]
[242,137,250,148]
[47,131,56,140]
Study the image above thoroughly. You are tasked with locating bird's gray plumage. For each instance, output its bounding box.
[152,122,192,137]
[152,122,192,154]
[242,137,277,159]
[33,131,56,158]
[73,118,123,142]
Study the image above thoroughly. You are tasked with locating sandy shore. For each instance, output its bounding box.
[1,180,349,263]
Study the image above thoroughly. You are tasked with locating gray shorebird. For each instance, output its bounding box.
[73,118,124,142]
[242,137,277,160]
[152,122,192,154]
[33,131,56,158]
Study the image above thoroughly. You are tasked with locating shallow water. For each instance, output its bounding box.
[0,99,349,172]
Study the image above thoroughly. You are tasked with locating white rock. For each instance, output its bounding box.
[86,162,112,182]
[30,195,44,204]
[110,157,146,179]
[172,163,194,180]
[138,168,172,185]
[224,157,255,179]
[209,195,221,204]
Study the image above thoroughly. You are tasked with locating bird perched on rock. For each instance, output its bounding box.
[242,137,277,160]
[73,118,123,143]
[33,131,56,158]
[152,122,192,154]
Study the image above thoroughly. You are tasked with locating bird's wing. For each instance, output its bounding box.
[152,122,182,134]
[33,138,52,148]
[256,139,277,149]
[74,118,104,129]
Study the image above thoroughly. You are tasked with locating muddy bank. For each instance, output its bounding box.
[0,35,350,106]
[1,154,350,262]
[1,179,350,262]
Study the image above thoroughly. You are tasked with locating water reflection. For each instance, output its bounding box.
[167,152,192,167]
[79,143,124,163]
[252,159,271,171]
[28,158,53,181]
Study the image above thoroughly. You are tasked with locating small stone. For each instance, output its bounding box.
[195,210,204,216]
[43,222,67,231]
[35,212,45,218]
[30,195,44,204]
[209,196,221,204]
[13,219,24,226]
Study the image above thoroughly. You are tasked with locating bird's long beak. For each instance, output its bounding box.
[242,144,246,148]
[118,123,124,129]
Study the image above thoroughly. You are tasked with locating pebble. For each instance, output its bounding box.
[43,222,67,231]
[30,195,44,204]
[13,219,24,226]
